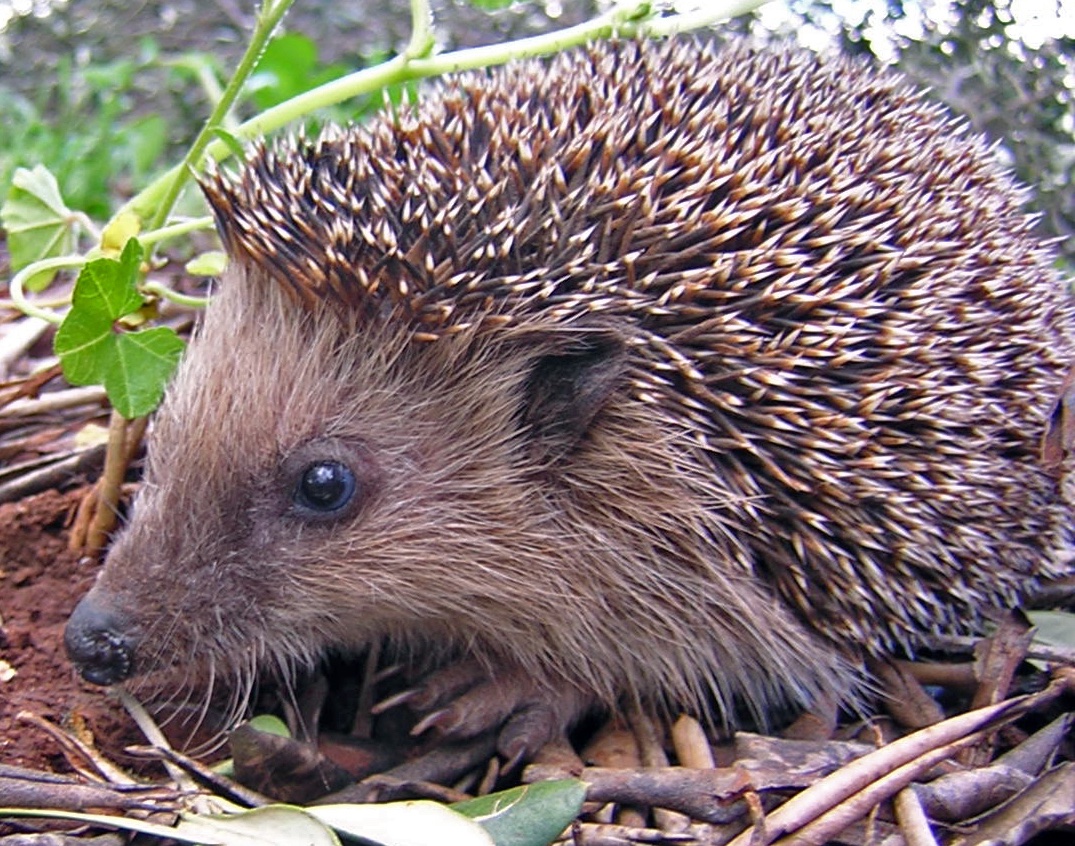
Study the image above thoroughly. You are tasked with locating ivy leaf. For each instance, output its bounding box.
[452,780,586,846]
[211,126,248,161]
[68,238,145,323]
[1,165,80,290]
[54,238,185,418]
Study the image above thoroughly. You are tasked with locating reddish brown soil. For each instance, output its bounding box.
[0,488,139,772]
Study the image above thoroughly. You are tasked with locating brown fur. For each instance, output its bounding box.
[75,38,1073,733]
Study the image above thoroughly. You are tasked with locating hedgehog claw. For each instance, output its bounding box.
[395,661,592,765]
[370,687,419,715]
[410,707,456,737]
[496,704,561,768]
[404,660,489,712]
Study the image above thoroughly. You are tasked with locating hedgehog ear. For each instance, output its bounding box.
[522,330,628,462]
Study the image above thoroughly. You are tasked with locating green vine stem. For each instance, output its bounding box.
[138,216,215,248]
[406,0,435,60]
[7,256,88,324]
[144,0,296,234]
[141,280,211,309]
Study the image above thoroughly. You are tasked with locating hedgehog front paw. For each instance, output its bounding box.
[378,660,592,766]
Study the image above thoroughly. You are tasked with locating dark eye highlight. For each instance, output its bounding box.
[294,460,357,515]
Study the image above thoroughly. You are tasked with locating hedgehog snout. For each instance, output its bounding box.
[65,589,139,686]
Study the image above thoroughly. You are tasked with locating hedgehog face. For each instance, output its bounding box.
[66,274,553,687]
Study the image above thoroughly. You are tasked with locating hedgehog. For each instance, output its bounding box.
[65,37,1074,759]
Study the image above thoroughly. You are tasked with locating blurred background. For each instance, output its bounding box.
[1,0,1072,266]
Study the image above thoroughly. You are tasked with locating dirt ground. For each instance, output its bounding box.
[0,487,141,772]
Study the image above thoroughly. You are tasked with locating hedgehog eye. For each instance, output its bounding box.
[294,460,357,515]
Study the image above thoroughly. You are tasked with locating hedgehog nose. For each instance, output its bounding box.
[64,592,138,686]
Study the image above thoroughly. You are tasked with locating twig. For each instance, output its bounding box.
[895,786,939,846]
[0,384,106,417]
[16,711,136,786]
[725,683,1064,846]
[0,317,51,378]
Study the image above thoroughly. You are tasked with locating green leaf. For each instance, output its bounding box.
[0,805,342,845]
[54,238,185,418]
[2,787,583,846]
[247,33,352,111]
[107,327,186,418]
[246,713,292,738]
[54,240,146,384]
[452,780,586,846]
[1026,610,1075,670]
[1,164,79,289]
[53,304,115,385]
[310,801,495,846]
[74,238,146,321]
[211,127,248,161]
[212,713,292,777]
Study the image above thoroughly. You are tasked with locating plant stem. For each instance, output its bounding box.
[85,410,130,554]
[142,280,211,308]
[406,0,435,60]
[141,0,296,233]
[7,256,87,323]
[138,216,215,247]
